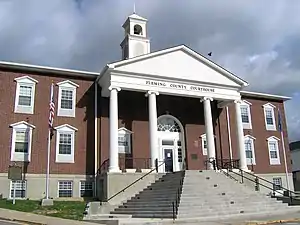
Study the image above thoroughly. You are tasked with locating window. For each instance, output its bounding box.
[118,127,132,154]
[55,124,78,163]
[240,100,252,129]
[58,181,73,197]
[200,134,207,156]
[273,177,282,191]
[177,141,182,163]
[244,135,256,165]
[80,181,93,197]
[10,180,26,199]
[57,80,79,117]
[14,76,38,114]
[10,121,35,162]
[267,136,280,165]
[263,103,276,131]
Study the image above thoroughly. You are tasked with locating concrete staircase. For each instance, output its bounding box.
[110,171,185,218]
[177,170,292,218]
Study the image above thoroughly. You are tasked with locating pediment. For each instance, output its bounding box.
[109,45,248,88]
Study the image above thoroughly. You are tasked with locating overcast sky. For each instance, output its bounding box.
[0,0,299,142]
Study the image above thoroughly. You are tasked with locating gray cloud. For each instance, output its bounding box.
[0,0,299,141]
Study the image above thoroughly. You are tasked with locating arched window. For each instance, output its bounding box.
[157,116,181,132]
[134,24,143,35]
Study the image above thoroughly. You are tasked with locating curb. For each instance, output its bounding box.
[0,216,46,225]
[246,218,300,225]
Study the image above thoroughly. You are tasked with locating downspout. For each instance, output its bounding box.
[226,106,233,161]
[94,82,98,197]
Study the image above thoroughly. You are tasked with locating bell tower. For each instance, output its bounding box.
[120,12,150,59]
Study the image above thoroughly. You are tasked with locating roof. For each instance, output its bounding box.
[0,60,99,79]
[101,44,249,87]
[129,13,147,21]
[241,90,291,101]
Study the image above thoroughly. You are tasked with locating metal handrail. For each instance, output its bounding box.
[208,159,296,203]
[105,159,165,203]
[172,173,184,220]
[238,168,295,196]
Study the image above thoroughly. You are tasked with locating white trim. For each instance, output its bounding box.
[10,121,35,162]
[14,75,38,83]
[57,80,79,88]
[267,136,281,165]
[14,76,38,114]
[105,45,249,87]
[10,121,36,129]
[9,180,27,199]
[244,135,256,165]
[263,103,277,131]
[0,61,99,78]
[57,180,73,198]
[54,124,78,131]
[240,100,252,130]
[57,80,79,117]
[55,124,77,163]
[200,134,207,156]
[157,114,186,172]
[241,90,291,101]
[118,127,133,154]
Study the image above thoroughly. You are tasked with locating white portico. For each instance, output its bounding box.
[97,12,249,173]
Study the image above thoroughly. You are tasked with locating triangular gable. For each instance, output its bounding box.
[108,45,248,88]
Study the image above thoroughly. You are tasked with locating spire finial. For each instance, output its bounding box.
[133,2,136,14]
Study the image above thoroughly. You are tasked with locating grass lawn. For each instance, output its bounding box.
[0,199,87,220]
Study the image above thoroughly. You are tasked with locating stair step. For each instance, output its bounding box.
[109,170,290,219]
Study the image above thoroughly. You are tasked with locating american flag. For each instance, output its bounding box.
[48,83,55,139]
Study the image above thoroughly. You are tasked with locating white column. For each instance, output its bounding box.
[202,97,216,170]
[109,86,121,173]
[234,100,248,171]
[147,91,159,169]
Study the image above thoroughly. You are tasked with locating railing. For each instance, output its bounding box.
[104,159,165,203]
[211,159,297,203]
[204,158,240,170]
[172,172,185,220]
[119,157,151,172]
[97,157,152,175]
[97,159,109,175]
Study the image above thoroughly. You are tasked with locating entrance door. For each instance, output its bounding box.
[164,148,174,172]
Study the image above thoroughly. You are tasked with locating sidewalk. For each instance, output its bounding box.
[0,207,300,225]
[0,208,107,225]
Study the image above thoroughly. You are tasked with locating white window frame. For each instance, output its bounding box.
[118,127,133,154]
[14,76,38,114]
[263,103,277,131]
[244,135,256,165]
[10,121,35,162]
[240,100,252,129]
[200,134,207,156]
[267,136,281,165]
[55,124,78,163]
[57,80,79,117]
[9,180,27,199]
[79,180,94,197]
[58,180,73,198]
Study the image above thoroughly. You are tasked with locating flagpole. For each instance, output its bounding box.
[46,129,51,199]
[281,130,290,192]
[278,109,290,193]
[42,83,54,206]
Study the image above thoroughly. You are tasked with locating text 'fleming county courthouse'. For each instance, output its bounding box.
[0,12,293,200]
